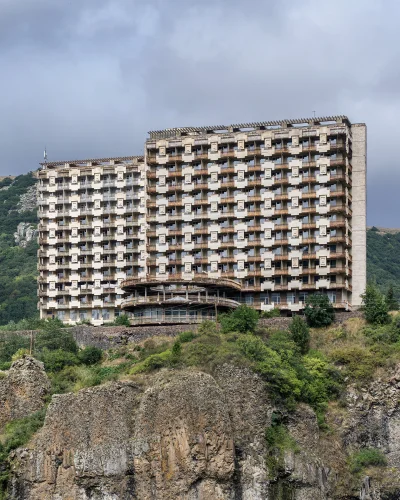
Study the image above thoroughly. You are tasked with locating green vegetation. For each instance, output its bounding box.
[386,284,399,311]
[0,173,38,325]
[367,228,400,300]
[349,448,387,473]
[114,314,131,327]
[304,294,335,327]
[289,316,310,354]
[219,305,259,333]
[0,408,46,496]
[361,283,390,325]
[265,418,299,477]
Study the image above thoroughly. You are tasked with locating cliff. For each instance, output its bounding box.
[2,361,400,499]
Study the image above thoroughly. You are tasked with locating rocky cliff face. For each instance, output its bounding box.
[0,356,50,432]
[5,361,400,499]
[13,222,38,248]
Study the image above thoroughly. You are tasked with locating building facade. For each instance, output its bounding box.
[37,116,366,325]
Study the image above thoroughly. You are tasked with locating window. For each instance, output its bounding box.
[238,139,245,150]
[184,233,192,243]
[185,174,191,184]
[265,138,272,148]
[159,205,166,215]
[292,257,299,268]
[237,230,245,241]
[71,175,78,184]
[211,202,218,212]
[238,170,245,181]
[211,142,218,152]
[265,199,272,209]
[292,197,299,208]
[292,136,299,146]
[117,171,124,181]
[265,228,272,239]
[184,203,191,214]
[211,232,218,242]
[292,227,299,238]
[292,166,299,177]
[159,234,166,244]
[159,263,166,274]
[159,175,166,186]
[320,225,327,236]
[185,262,192,272]
[159,146,166,156]
[320,195,327,206]
[184,144,191,154]
[237,200,245,211]
[264,258,272,269]
[265,168,272,178]
[238,260,245,271]
[211,261,218,271]
[320,164,327,175]
[320,256,327,267]
[210,172,218,183]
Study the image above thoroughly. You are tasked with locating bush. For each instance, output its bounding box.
[386,285,399,311]
[265,422,299,477]
[220,305,259,334]
[78,346,103,365]
[0,333,30,364]
[289,316,310,354]
[261,308,280,318]
[35,326,78,354]
[178,331,197,343]
[198,320,217,335]
[304,294,335,327]
[114,314,131,327]
[39,349,79,372]
[349,448,387,473]
[361,283,390,325]
[329,346,384,380]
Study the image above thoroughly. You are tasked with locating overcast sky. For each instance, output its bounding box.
[0,0,398,226]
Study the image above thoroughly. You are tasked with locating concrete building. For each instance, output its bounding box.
[37,116,366,325]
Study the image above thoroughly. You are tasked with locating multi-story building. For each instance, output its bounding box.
[37,116,366,325]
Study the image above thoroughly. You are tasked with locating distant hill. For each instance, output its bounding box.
[367,227,400,299]
[0,173,38,324]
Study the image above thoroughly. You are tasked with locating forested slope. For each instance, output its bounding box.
[367,227,400,299]
[0,174,38,324]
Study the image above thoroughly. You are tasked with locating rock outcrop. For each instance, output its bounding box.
[16,183,37,213]
[14,221,38,247]
[6,362,400,499]
[0,355,50,432]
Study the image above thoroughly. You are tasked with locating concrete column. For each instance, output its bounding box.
[350,123,367,308]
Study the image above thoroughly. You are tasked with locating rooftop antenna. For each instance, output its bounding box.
[43,147,48,162]
[313,111,316,118]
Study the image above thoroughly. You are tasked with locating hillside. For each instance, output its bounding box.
[2,315,400,497]
[367,227,400,299]
[0,174,38,324]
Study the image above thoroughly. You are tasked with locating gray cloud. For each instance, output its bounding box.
[0,0,397,225]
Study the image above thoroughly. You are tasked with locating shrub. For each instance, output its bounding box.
[130,350,172,374]
[329,346,384,380]
[386,285,399,311]
[35,326,78,354]
[261,308,280,318]
[11,348,30,362]
[171,340,182,358]
[220,305,259,334]
[178,331,197,343]
[0,333,30,364]
[114,314,131,327]
[289,316,310,354]
[198,320,217,335]
[39,349,80,372]
[78,346,103,365]
[361,283,390,325]
[349,448,387,473]
[304,294,335,327]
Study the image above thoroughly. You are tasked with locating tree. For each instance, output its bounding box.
[304,294,335,328]
[289,316,310,354]
[78,346,103,365]
[386,284,398,311]
[361,283,390,325]
[114,314,131,326]
[220,305,259,334]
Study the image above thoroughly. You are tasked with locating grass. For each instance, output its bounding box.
[349,448,387,473]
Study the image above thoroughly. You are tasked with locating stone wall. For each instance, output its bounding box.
[0,311,363,350]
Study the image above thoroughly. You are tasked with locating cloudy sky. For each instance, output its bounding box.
[0,0,397,225]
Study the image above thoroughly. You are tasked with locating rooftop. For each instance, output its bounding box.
[40,155,144,168]
[147,115,351,140]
